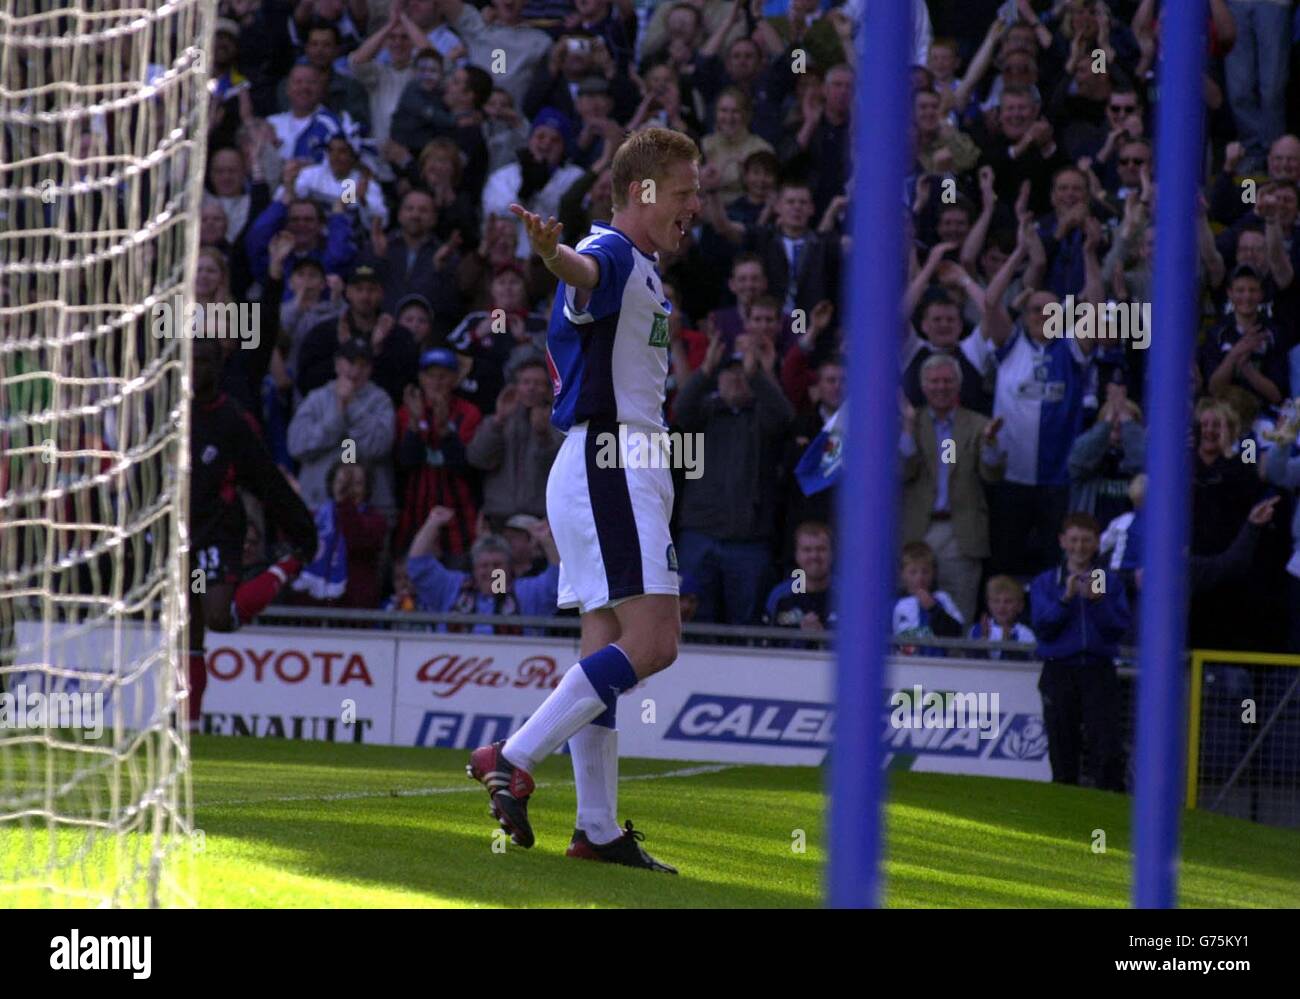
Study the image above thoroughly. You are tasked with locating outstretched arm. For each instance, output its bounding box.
[236,413,318,558]
[961,166,997,275]
[1265,213,1295,289]
[510,204,599,291]
[905,241,957,318]
[409,505,455,560]
[1133,0,1157,77]
[983,230,1030,347]
[702,0,745,59]
[950,18,1005,111]
[349,13,394,69]
[1198,200,1228,289]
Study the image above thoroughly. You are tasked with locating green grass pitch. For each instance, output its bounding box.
[4,735,1298,907]
[182,737,1300,908]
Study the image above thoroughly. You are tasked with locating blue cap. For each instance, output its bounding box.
[531,106,574,149]
[418,347,459,372]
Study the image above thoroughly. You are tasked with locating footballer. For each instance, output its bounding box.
[467,127,702,873]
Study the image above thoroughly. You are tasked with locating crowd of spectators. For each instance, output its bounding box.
[197,0,1300,658]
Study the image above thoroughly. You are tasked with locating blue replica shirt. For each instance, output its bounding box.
[1100,508,1143,573]
[546,222,672,433]
[407,556,559,635]
[970,326,1090,486]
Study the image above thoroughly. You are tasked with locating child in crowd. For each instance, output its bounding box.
[969,575,1036,660]
[893,541,964,656]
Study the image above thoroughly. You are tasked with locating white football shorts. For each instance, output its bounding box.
[546,422,681,614]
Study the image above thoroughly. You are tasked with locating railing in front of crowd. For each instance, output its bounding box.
[254,606,1040,657]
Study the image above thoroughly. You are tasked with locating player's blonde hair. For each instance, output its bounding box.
[610,127,700,211]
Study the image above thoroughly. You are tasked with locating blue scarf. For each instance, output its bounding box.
[292,501,348,599]
[293,108,382,175]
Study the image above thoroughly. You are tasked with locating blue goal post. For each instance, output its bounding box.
[829,0,910,909]
[1134,0,1206,909]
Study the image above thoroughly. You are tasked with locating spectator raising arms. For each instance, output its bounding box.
[245,179,356,291]
[291,461,389,608]
[979,214,1100,577]
[296,264,421,407]
[406,505,560,634]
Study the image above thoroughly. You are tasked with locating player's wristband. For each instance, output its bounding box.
[541,245,560,263]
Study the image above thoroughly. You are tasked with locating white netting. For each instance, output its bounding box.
[0,0,212,907]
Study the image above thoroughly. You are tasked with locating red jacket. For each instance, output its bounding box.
[394,396,483,555]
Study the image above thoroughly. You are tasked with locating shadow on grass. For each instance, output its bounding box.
[188,741,823,907]
[196,809,817,908]
[884,771,1300,906]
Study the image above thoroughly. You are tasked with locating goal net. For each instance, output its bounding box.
[0,0,212,907]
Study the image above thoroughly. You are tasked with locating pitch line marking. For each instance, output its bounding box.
[200,763,742,809]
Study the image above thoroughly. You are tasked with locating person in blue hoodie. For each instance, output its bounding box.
[1030,511,1131,792]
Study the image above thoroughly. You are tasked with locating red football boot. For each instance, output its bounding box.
[466,741,536,848]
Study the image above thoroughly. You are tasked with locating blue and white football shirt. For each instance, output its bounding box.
[968,327,1090,486]
[546,222,672,433]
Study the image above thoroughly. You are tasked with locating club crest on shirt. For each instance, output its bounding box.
[201,445,218,464]
[1015,377,1066,402]
[648,313,670,348]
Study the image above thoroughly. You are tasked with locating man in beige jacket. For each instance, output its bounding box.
[899,353,1006,624]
